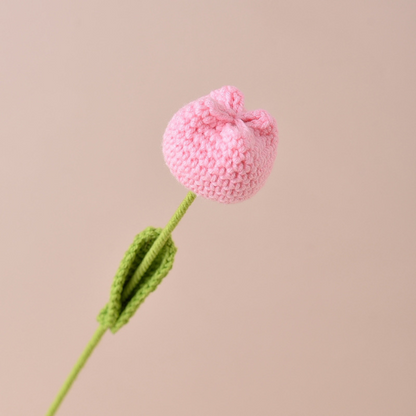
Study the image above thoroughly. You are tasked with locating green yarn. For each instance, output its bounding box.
[122,190,197,302]
[45,191,196,416]
[45,326,106,416]
[97,226,177,333]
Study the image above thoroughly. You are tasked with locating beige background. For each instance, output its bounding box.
[1,1,415,415]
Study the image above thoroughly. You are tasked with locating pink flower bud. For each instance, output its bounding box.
[163,86,278,203]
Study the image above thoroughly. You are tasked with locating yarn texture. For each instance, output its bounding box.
[97,226,177,333]
[45,192,196,416]
[163,86,278,203]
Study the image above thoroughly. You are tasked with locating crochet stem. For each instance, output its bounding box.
[45,325,107,416]
[45,191,197,415]
[121,191,196,301]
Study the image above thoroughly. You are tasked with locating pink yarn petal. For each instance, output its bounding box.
[209,85,245,115]
[162,86,278,204]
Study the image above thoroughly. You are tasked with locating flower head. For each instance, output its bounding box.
[163,86,278,203]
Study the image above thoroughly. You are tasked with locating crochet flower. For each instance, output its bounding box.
[162,85,278,204]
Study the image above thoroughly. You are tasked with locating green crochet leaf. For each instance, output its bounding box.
[97,227,177,333]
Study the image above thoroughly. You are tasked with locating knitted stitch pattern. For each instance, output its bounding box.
[97,227,177,333]
[163,86,278,203]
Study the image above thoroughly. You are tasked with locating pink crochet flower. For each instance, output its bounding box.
[162,86,278,203]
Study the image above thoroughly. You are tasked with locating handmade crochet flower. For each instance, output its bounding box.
[46,87,280,416]
[162,86,278,203]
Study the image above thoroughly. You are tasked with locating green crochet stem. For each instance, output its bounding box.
[45,326,106,416]
[122,191,196,301]
[45,191,197,416]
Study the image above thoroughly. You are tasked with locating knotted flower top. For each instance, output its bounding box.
[163,86,278,203]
